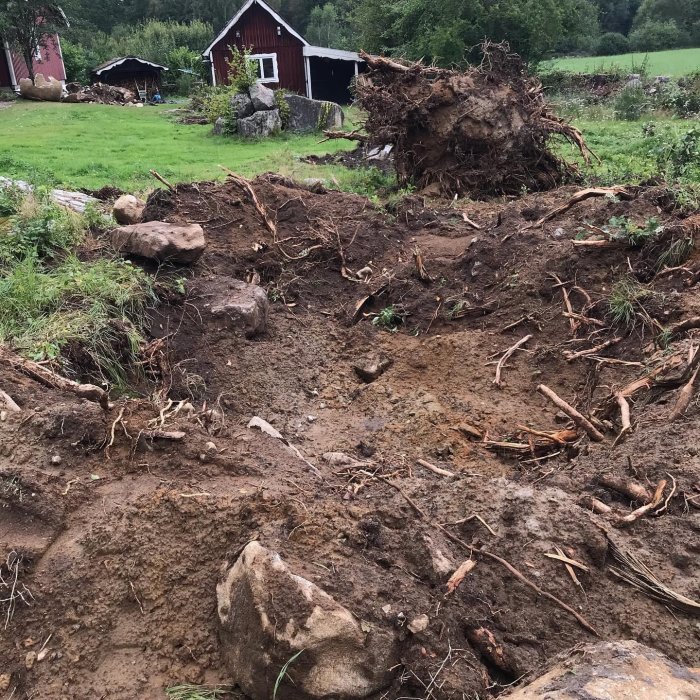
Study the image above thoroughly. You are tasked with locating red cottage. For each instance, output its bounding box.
[1,34,67,92]
[202,0,364,104]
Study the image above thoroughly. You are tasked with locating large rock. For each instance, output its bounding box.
[504,640,700,699]
[230,91,255,119]
[19,74,62,102]
[237,109,282,138]
[111,221,205,264]
[217,542,397,700]
[204,276,269,337]
[248,82,276,111]
[283,94,344,133]
[113,194,145,225]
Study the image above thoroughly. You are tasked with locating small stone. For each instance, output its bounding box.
[37,647,49,662]
[25,651,37,670]
[408,614,429,634]
[205,441,217,454]
[353,356,393,384]
[0,674,10,692]
[553,227,565,238]
[113,194,146,225]
[307,415,317,423]
[202,276,269,337]
[51,455,62,465]
[381,604,392,615]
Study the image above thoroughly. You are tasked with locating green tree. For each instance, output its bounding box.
[306,3,346,47]
[0,0,71,80]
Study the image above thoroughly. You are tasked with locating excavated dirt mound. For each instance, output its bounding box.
[2,175,700,699]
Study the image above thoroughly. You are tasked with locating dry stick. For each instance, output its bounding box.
[564,337,622,362]
[0,388,21,413]
[219,165,277,236]
[516,425,574,445]
[376,475,599,636]
[319,129,371,144]
[532,186,632,228]
[417,458,455,478]
[462,212,482,230]
[616,394,631,434]
[617,480,667,526]
[150,169,175,192]
[571,239,620,248]
[670,364,700,421]
[445,559,477,596]
[544,551,589,572]
[655,473,677,515]
[536,384,606,443]
[550,274,576,334]
[493,335,533,387]
[580,496,613,515]
[2,351,109,409]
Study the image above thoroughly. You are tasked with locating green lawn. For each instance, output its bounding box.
[541,47,700,77]
[0,101,362,194]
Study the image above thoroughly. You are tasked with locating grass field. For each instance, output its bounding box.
[0,101,364,194]
[541,47,700,76]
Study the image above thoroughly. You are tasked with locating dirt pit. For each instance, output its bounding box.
[1,175,700,699]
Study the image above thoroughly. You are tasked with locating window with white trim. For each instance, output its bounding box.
[248,53,278,83]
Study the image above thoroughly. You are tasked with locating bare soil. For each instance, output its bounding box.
[2,175,699,699]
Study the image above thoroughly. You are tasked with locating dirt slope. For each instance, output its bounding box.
[1,176,699,699]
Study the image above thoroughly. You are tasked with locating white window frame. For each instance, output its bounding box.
[248,53,278,83]
[34,44,43,62]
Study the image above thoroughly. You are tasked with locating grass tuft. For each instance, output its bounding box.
[608,277,658,327]
[165,684,229,700]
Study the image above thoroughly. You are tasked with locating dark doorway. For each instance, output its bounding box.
[0,51,12,89]
[309,56,356,104]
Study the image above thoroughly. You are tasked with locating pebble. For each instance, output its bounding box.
[51,455,62,465]
[0,674,10,692]
[408,614,430,634]
[25,651,37,670]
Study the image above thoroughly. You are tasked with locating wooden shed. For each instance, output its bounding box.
[202,0,364,103]
[91,57,168,96]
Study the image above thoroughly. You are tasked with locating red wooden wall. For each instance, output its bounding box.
[7,34,66,84]
[211,3,306,95]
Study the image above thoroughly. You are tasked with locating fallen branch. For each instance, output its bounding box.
[516,425,577,445]
[319,129,371,144]
[1,351,109,409]
[670,364,700,420]
[537,384,606,442]
[669,316,700,339]
[493,335,532,387]
[461,212,482,230]
[544,551,589,572]
[0,388,21,413]
[417,458,455,478]
[616,393,631,434]
[580,496,612,514]
[564,337,622,362]
[150,169,175,192]
[533,186,632,228]
[571,239,620,248]
[143,430,186,441]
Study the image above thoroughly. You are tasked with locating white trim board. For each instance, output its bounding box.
[202,0,309,57]
[3,40,18,90]
[303,46,362,62]
[94,57,169,75]
[249,52,278,83]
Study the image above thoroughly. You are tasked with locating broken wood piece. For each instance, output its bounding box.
[465,626,515,675]
[144,430,186,441]
[461,212,482,230]
[454,423,483,440]
[445,559,476,596]
[617,393,631,434]
[412,245,432,281]
[564,337,622,362]
[562,312,607,328]
[533,186,632,228]
[149,169,175,192]
[571,239,620,248]
[669,316,700,338]
[554,546,585,592]
[319,129,371,144]
[0,388,21,413]
[544,551,590,572]
[670,364,700,420]
[2,351,110,409]
[598,475,652,503]
[516,425,577,445]
[549,273,576,334]
[417,458,455,478]
[493,334,532,387]
[537,384,606,442]
[617,480,667,526]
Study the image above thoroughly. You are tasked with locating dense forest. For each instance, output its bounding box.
[4,0,699,87]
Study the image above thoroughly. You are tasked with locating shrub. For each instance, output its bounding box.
[656,126,700,179]
[595,32,630,56]
[274,90,291,129]
[226,46,258,95]
[658,82,700,117]
[613,86,650,121]
[61,39,90,84]
[629,19,688,52]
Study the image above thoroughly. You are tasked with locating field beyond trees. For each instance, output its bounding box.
[541,47,700,76]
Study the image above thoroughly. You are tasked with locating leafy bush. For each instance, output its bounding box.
[629,19,688,52]
[0,195,84,262]
[226,46,259,95]
[656,126,700,179]
[165,46,208,96]
[61,39,91,84]
[0,185,24,216]
[595,32,630,56]
[190,85,231,124]
[613,87,650,121]
[275,90,291,129]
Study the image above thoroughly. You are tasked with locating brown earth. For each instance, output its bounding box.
[1,175,700,699]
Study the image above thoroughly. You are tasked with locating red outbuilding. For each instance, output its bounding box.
[202,0,364,104]
[1,34,67,92]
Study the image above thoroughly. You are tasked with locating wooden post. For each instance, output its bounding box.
[305,55,313,98]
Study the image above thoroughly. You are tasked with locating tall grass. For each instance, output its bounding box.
[0,189,155,388]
